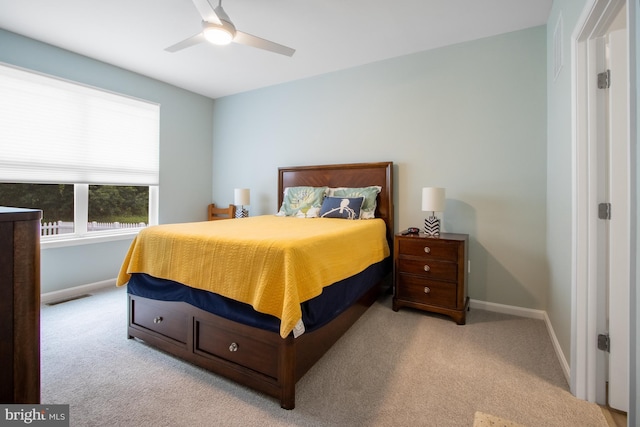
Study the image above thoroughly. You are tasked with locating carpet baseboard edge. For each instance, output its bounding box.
[41,278,117,305]
[469,299,570,384]
[469,299,545,320]
[39,288,573,385]
[543,311,571,383]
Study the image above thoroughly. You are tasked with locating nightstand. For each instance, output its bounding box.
[392,232,469,324]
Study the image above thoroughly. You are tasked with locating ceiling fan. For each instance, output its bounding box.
[165,0,295,56]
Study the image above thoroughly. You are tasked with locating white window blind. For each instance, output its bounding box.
[0,63,159,185]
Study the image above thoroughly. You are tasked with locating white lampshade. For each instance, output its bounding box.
[234,188,250,206]
[422,187,445,212]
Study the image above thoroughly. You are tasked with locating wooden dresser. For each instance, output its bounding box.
[392,232,469,324]
[0,207,41,403]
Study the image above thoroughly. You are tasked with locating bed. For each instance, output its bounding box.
[116,161,394,409]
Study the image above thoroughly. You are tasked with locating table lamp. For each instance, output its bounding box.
[234,188,250,218]
[422,187,445,236]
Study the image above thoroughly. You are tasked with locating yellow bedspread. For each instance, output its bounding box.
[117,215,390,338]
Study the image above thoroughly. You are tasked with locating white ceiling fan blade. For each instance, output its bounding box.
[165,32,206,52]
[192,0,221,25]
[234,31,295,57]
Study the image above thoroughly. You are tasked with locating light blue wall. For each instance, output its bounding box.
[0,29,215,294]
[212,27,548,309]
[632,0,639,423]
[545,0,589,374]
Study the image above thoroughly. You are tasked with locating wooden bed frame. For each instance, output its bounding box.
[127,161,394,409]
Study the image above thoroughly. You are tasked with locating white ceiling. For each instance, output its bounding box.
[0,0,552,99]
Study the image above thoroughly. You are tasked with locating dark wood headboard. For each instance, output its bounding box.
[278,162,394,246]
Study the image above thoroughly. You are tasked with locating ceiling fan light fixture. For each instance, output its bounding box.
[203,23,234,45]
[165,2,294,56]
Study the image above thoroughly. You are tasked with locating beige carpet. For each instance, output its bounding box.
[40,286,608,426]
[473,411,526,427]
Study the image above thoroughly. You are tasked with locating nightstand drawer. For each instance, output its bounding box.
[397,238,459,261]
[397,258,457,281]
[396,275,457,309]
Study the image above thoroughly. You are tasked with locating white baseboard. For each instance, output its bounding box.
[41,278,117,305]
[470,299,546,320]
[543,311,571,383]
[470,299,571,384]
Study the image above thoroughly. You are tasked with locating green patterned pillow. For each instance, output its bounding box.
[277,186,328,218]
[329,186,381,219]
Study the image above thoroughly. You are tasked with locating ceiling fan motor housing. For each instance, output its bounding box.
[202,19,236,45]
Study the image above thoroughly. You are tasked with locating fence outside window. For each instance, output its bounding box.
[41,221,147,236]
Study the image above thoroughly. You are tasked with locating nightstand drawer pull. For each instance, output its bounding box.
[424,246,431,254]
[229,342,239,352]
[423,264,430,272]
[153,316,163,324]
[424,287,431,294]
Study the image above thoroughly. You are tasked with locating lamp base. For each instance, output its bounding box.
[236,207,248,218]
[424,216,440,236]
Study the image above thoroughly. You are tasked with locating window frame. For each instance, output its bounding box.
[40,184,158,249]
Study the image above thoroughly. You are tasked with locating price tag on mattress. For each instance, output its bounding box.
[292,319,306,338]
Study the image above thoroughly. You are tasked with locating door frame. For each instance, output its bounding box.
[571,0,627,403]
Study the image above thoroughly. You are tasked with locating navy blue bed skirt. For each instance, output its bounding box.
[126,259,388,335]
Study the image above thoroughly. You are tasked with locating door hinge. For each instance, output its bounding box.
[597,69,611,89]
[598,333,610,352]
[598,202,611,220]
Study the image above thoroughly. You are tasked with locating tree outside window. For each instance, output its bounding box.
[0,183,149,236]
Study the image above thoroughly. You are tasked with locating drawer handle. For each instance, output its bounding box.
[153,316,163,324]
[229,342,239,352]
[423,265,430,272]
[424,246,431,253]
[424,287,431,294]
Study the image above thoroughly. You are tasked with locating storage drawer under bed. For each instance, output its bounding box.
[130,297,189,344]
[194,317,279,379]
[129,295,281,380]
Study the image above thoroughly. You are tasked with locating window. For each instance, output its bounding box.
[88,185,149,232]
[0,184,154,237]
[0,183,74,234]
[0,63,159,244]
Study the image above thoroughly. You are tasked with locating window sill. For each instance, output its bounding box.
[41,230,138,249]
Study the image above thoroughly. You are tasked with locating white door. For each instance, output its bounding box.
[604,25,629,413]
[571,0,629,409]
